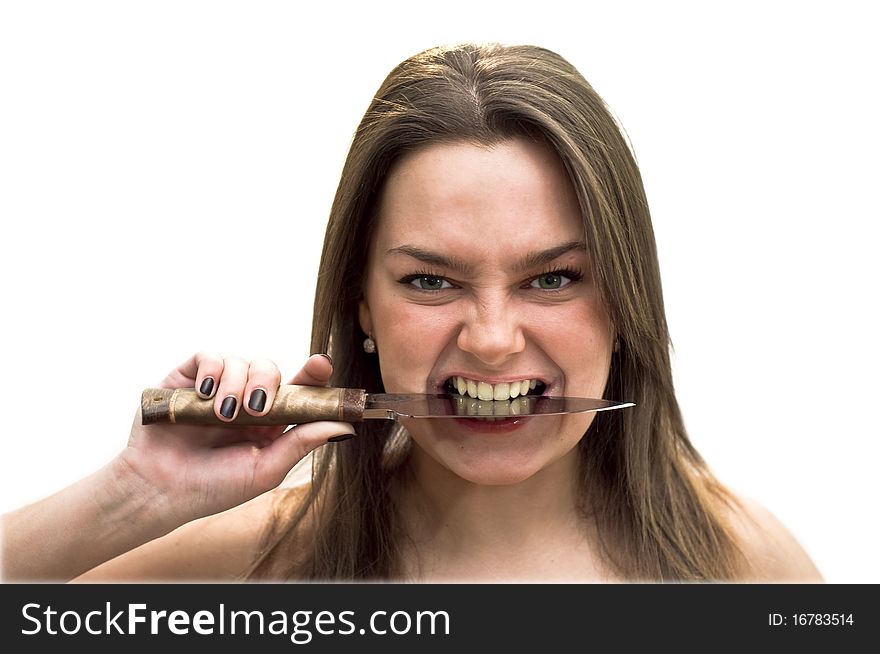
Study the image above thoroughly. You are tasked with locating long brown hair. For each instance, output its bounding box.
[248,43,748,581]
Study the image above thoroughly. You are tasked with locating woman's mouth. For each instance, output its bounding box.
[441,376,548,425]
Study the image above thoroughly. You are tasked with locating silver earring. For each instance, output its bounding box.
[363,336,376,353]
[613,338,620,353]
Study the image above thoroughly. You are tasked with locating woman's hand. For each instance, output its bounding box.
[0,352,350,582]
[118,352,354,529]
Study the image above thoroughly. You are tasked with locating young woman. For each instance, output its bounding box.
[2,43,821,582]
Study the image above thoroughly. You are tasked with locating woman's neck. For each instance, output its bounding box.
[396,447,612,581]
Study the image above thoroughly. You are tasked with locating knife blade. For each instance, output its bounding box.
[141,385,634,426]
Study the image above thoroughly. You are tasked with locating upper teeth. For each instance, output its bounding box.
[451,376,539,401]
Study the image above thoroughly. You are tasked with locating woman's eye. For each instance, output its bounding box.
[529,273,571,290]
[409,275,453,291]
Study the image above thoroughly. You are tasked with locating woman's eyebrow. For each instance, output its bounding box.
[512,240,587,273]
[385,245,475,273]
[385,241,587,274]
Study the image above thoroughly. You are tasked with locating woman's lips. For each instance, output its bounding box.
[455,416,531,433]
[434,392,543,433]
[422,373,563,432]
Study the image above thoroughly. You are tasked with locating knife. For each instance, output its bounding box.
[141,385,634,426]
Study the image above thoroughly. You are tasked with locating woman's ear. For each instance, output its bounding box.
[359,299,373,337]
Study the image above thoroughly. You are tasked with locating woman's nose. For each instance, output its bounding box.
[456,295,526,366]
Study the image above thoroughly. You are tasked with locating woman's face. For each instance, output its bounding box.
[360,137,614,486]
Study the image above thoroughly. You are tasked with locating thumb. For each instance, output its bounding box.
[254,421,357,486]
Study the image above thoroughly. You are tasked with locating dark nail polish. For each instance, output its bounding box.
[199,377,215,396]
[327,433,355,443]
[248,388,267,412]
[318,353,333,366]
[220,396,237,419]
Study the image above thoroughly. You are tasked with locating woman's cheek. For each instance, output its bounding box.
[377,301,455,391]
[541,302,612,394]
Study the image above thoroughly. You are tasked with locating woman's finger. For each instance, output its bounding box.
[158,351,224,391]
[252,420,356,489]
[213,356,249,422]
[243,359,282,416]
[194,352,225,398]
[286,353,333,387]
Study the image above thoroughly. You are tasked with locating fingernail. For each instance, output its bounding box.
[318,353,333,366]
[199,377,215,396]
[220,396,237,419]
[248,388,267,412]
[327,433,355,443]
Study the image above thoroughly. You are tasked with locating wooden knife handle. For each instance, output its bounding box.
[141,385,367,426]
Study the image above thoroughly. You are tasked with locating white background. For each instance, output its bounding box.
[1,1,877,582]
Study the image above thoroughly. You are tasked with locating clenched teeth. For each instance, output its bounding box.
[447,376,544,401]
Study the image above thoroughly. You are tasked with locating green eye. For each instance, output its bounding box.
[410,276,451,290]
[531,273,569,290]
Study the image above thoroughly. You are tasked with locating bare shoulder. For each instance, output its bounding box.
[724,492,824,582]
[74,484,310,582]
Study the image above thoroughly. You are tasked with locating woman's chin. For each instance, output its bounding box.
[405,415,585,486]
[454,470,540,487]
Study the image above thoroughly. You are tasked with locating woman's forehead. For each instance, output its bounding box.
[373,138,586,257]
